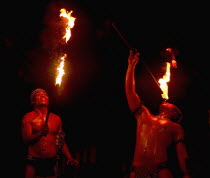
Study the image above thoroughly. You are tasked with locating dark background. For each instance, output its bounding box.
[1,0,210,177]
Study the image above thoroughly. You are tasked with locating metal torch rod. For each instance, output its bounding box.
[112,22,160,89]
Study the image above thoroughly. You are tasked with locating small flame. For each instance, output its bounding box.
[158,62,171,100]
[55,54,66,87]
[165,48,172,53]
[171,59,177,68]
[60,8,76,43]
[166,48,177,68]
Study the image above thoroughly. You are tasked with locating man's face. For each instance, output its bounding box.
[159,102,182,122]
[32,90,49,107]
[159,102,171,113]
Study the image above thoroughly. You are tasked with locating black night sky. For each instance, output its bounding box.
[1,0,210,177]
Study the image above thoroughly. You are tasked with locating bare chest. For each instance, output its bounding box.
[31,114,58,134]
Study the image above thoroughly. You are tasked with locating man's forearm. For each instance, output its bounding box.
[62,143,73,160]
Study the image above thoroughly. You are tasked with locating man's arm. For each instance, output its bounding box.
[176,142,191,178]
[175,126,191,178]
[57,119,79,167]
[125,49,142,114]
[61,137,79,167]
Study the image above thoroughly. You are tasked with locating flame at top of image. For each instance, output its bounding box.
[55,8,76,87]
[158,62,171,100]
[60,8,76,43]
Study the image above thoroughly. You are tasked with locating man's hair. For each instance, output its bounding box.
[30,88,47,105]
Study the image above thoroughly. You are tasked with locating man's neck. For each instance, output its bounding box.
[34,105,48,115]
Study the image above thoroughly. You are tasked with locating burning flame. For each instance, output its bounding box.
[158,48,178,100]
[158,62,171,100]
[60,8,76,43]
[166,48,177,68]
[55,54,66,87]
[55,8,76,87]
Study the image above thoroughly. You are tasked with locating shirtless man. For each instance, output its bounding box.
[125,49,191,178]
[21,88,79,178]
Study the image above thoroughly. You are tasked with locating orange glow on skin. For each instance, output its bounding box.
[159,120,167,124]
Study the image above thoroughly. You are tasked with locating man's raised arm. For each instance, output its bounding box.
[125,49,142,114]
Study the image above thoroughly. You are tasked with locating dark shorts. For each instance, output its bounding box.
[26,155,58,177]
[130,162,169,178]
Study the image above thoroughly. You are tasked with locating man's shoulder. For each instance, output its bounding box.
[21,111,35,123]
[49,112,61,119]
[22,111,34,118]
[167,120,184,132]
[170,120,182,127]
[135,105,151,117]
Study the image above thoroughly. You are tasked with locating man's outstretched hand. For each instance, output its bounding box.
[128,48,140,65]
[67,158,80,168]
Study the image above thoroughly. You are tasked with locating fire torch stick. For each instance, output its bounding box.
[112,22,161,90]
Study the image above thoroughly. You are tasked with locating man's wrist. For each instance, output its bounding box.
[66,156,74,161]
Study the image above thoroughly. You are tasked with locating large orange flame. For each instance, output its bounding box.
[158,62,171,100]
[55,8,76,87]
[60,8,76,43]
[158,48,178,100]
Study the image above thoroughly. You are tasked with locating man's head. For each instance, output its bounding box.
[30,88,49,107]
[158,101,183,123]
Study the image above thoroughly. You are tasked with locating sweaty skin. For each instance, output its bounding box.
[125,49,191,178]
[21,89,79,178]
[22,111,62,158]
[132,105,185,176]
